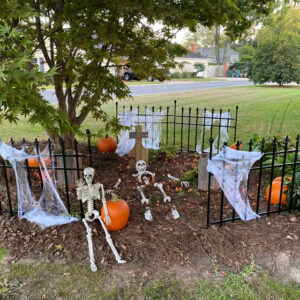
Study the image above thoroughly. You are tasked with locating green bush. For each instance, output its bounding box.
[182,71,196,78]
[170,72,182,79]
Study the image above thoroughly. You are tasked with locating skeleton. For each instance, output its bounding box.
[77,167,125,272]
[133,160,180,220]
[133,160,171,204]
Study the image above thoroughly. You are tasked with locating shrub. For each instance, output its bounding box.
[170,72,182,79]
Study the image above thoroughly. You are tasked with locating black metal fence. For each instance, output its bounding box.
[0,130,93,218]
[206,135,300,227]
[0,121,299,228]
[116,101,238,152]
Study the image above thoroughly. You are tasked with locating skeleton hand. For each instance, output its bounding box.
[77,178,85,188]
[103,214,111,225]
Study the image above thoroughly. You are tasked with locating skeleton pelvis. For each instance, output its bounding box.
[85,210,99,222]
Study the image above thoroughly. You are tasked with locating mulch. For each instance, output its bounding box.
[0,145,299,276]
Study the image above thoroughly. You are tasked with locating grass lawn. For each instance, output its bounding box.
[1,85,299,143]
[1,262,299,299]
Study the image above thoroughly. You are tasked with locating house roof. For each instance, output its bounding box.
[196,47,239,63]
[184,51,205,59]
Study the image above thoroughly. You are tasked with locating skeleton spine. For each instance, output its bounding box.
[87,199,94,213]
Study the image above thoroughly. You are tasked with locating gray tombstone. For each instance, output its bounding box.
[57,150,82,187]
[198,154,219,191]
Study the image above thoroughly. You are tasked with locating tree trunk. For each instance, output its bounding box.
[221,37,231,64]
[215,25,221,65]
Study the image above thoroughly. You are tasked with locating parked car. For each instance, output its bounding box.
[119,64,166,82]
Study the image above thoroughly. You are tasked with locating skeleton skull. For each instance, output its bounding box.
[136,160,147,173]
[84,167,95,185]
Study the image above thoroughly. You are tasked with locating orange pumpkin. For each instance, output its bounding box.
[266,181,288,205]
[230,143,243,150]
[101,193,129,231]
[273,176,292,183]
[28,156,51,168]
[97,134,117,153]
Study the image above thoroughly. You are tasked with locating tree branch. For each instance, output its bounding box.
[34,0,53,67]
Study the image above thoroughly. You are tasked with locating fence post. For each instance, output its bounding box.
[278,136,289,213]
[219,142,228,226]
[202,108,207,153]
[173,100,177,146]
[23,139,32,190]
[194,107,199,151]
[34,138,43,192]
[289,134,299,212]
[206,137,214,228]
[74,138,84,219]
[267,138,277,216]
[115,102,119,143]
[180,107,184,151]
[59,138,71,213]
[187,107,191,151]
[232,140,241,222]
[86,129,93,167]
[1,158,12,216]
[256,138,265,214]
[234,106,239,142]
[166,106,169,145]
[217,109,223,152]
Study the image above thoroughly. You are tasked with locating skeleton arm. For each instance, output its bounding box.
[76,179,85,202]
[99,184,111,225]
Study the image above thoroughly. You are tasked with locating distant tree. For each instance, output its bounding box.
[250,7,300,85]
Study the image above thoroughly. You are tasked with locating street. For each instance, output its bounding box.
[41,80,253,103]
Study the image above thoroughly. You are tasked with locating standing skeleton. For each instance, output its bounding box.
[77,167,125,272]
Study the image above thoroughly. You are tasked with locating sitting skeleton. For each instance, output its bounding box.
[77,167,125,272]
[133,160,171,204]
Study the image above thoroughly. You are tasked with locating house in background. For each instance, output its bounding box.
[172,51,210,77]
[171,44,240,78]
[197,47,239,64]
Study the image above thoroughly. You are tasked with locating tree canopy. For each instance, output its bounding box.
[0,0,277,146]
[0,1,71,136]
[250,7,300,85]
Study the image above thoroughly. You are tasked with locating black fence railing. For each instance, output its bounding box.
[206,135,300,227]
[0,130,93,218]
[116,101,239,152]
[1,129,299,228]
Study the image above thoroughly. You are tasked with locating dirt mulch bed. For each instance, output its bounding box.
[0,146,299,276]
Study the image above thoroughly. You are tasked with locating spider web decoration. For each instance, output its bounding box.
[196,110,231,154]
[207,146,263,221]
[116,108,164,156]
[0,141,77,228]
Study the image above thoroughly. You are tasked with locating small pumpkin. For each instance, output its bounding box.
[101,193,129,231]
[266,181,288,205]
[28,156,51,168]
[97,134,117,153]
[230,143,243,150]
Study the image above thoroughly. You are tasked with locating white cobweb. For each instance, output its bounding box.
[116,108,164,156]
[196,110,231,154]
[0,140,77,228]
[207,146,263,221]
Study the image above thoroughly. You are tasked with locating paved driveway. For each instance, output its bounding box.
[42,80,253,103]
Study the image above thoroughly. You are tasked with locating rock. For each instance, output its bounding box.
[290,217,297,223]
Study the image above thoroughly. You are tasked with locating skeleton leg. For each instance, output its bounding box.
[97,216,126,264]
[154,182,171,202]
[137,185,149,204]
[82,218,97,272]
